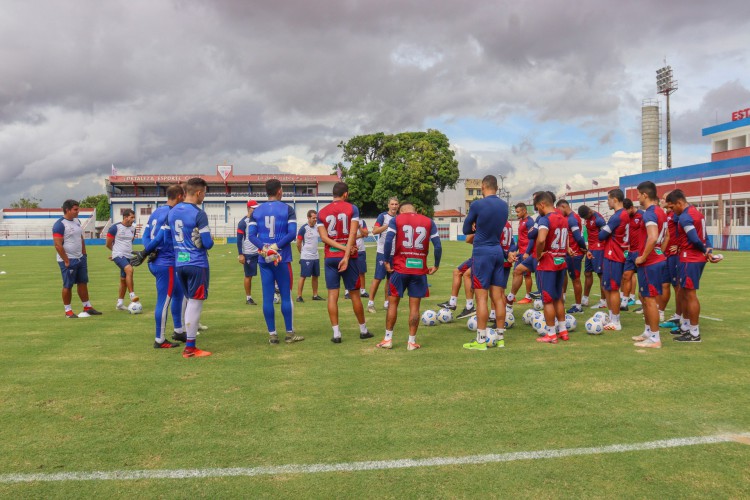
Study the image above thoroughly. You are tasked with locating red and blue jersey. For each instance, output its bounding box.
[628,209,644,253]
[567,212,586,256]
[639,205,667,267]
[517,215,534,255]
[168,202,213,268]
[316,200,360,259]
[501,221,514,268]
[536,211,569,271]
[584,211,606,251]
[665,210,681,256]
[599,208,630,263]
[384,213,441,275]
[248,201,297,263]
[677,205,708,263]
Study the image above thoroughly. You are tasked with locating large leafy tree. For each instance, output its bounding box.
[10,197,41,208]
[79,194,110,221]
[337,130,459,217]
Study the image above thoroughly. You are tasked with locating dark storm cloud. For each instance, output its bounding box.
[1,0,749,207]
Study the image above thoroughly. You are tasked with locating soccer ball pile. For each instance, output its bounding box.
[531,311,545,334]
[128,301,143,315]
[421,310,438,326]
[437,308,453,323]
[522,309,535,325]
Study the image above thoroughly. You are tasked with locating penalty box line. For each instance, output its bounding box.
[1,433,748,484]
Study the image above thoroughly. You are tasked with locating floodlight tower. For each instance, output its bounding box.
[656,64,678,168]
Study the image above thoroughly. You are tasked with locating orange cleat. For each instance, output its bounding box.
[517,297,533,305]
[558,331,569,341]
[536,334,558,344]
[182,347,212,358]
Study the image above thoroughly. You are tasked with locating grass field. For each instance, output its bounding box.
[1,242,749,498]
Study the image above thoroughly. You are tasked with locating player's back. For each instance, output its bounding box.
[537,211,568,271]
[678,205,707,262]
[628,209,644,253]
[604,209,630,262]
[145,205,176,266]
[391,212,436,274]
[168,202,209,268]
[464,196,509,250]
[665,210,680,256]
[585,212,604,250]
[252,201,296,262]
[501,221,513,268]
[639,205,667,266]
[567,212,584,256]
[317,200,359,258]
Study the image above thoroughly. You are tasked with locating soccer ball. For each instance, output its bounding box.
[437,308,453,323]
[504,312,515,329]
[565,314,577,331]
[273,293,281,304]
[533,299,544,311]
[585,318,604,335]
[467,315,478,331]
[522,309,535,325]
[593,311,608,323]
[127,301,143,315]
[421,310,438,326]
[531,315,546,334]
[486,328,498,347]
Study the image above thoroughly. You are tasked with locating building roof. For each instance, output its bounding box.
[702,116,750,136]
[434,209,464,218]
[108,174,339,184]
[2,207,94,213]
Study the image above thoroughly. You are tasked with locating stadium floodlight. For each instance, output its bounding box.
[656,63,678,169]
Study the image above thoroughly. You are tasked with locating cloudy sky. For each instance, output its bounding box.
[2,0,750,208]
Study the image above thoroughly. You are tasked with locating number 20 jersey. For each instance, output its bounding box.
[316,200,360,259]
[536,211,569,271]
[387,213,439,275]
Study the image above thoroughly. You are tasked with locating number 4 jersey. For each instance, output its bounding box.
[316,200,360,259]
[536,211,569,271]
[386,213,440,274]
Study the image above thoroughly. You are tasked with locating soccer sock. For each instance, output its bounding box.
[630,294,636,301]
[466,299,474,309]
[525,293,532,299]
[408,335,416,344]
[332,325,341,339]
[268,330,277,336]
[64,304,72,312]
[690,325,700,337]
[449,296,458,306]
[184,299,203,347]
[117,298,124,306]
[545,325,556,337]
[359,323,368,334]
[613,314,620,324]
[384,330,393,341]
[489,309,496,320]
[507,293,515,302]
[82,301,92,308]
[129,292,136,300]
[247,295,251,301]
[659,309,665,322]
[496,328,505,339]
[368,300,374,306]
[477,328,487,343]
[681,317,690,331]
[575,303,581,308]
[609,310,614,323]
[384,300,390,309]
[361,288,366,294]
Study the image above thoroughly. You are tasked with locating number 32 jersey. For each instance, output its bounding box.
[386,213,439,275]
[316,200,360,259]
[536,211,569,272]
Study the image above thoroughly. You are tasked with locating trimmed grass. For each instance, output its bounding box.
[0,243,749,498]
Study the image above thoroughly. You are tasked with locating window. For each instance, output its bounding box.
[723,200,748,227]
[119,208,130,216]
[140,207,152,216]
[695,201,718,227]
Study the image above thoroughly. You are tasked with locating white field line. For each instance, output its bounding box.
[1,433,748,484]
[700,315,723,322]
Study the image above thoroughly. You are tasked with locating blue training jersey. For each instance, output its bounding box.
[249,200,297,263]
[168,202,212,268]
[462,196,509,250]
[143,205,175,267]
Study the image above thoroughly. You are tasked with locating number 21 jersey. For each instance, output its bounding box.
[316,200,360,259]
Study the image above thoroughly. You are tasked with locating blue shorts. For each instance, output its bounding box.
[243,254,258,278]
[176,265,209,300]
[58,257,89,289]
[300,258,320,278]
[388,272,429,298]
[624,251,639,272]
[585,249,604,274]
[666,255,680,287]
[325,257,361,291]
[637,261,665,298]
[113,256,131,278]
[565,254,584,280]
[374,252,389,280]
[470,249,505,290]
[602,258,624,292]
[457,257,473,274]
[536,269,566,303]
[356,252,368,274]
[679,261,706,290]
[499,266,511,289]
[518,255,537,273]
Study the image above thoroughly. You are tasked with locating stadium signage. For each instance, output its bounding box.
[732,108,750,121]
[122,175,193,182]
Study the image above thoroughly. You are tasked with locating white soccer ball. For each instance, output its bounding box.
[421,310,438,326]
[522,309,535,325]
[273,293,281,304]
[504,312,515,329]
[565,314,577,331]
[533,298,544,311]
[585,318,604,335]
[593,311,608,323]
[486,328,498,347]
[531,315,546,333]
[467,315,478,331]
[127,301,143,315]
[437,308,453,323]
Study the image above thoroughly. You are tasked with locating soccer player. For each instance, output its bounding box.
[436,252,476,319]
[578,204,607,309]
[247,179,303,345]
[53,199,102,318]
[106,208,139,310]
[507,202,536,307]
[534,192,570,344]
[168,177,214,358]
[346,219,370,300]
[497,219,516,327]
[631,181,668,348]
[236,200,260,305]
[367,197,399,313]
[666,189,720,342]
[462,175,509,350]
[317,182,372,343]
[598,188,630,331]
[555,200,587,313]
[296,210,324,302]
[659,193,683,328]
[141,184,185,349]
[376,202,441,350]
[621,198,643,311]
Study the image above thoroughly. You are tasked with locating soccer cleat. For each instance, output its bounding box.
[116,303,128,311]
[620,304,629,312]
[65,310,78,319]
[590,301,608,309]
[383,301,390,310]
[198,323,208,331]
[673,333,701,342]
[660,319,680,328]
[632,334,649,342]
[627,298,637,307]
[84,307,102,315]
[456,306,476,320]
[559,331,569,341]
[331,337,342,344]
[537,334,558,344]
[581,297,590,306]
[269,334,280,345]
[437,301,457,310]
[360,331,374,340]
[154,340,180,349]
[462,340,487,351]
[516,297,532,305]
[182,347,212,358]
[407,341,421,351]
[367,303,377,314]
[360,291,370,298]
[603,322,622,331]
[376,338,393,349]
[246,297,257,305]
[312,295,325,301]
[489,320,497,329]
[671,326,686,335]
[344,292,350,299]
[633,307,643,314]
[285,333,305,343]
[634,339,662,348]
[172,331,187,342]
[296,296,304,303]
[566,305,583,314]
[131,295,140,303]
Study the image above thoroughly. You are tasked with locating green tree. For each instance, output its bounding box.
[337,130,459,217]
[10,197,41,208]
[80,194,110,221]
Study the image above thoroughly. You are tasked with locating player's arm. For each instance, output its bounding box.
[429,221,441,273]
[465,233,475,244]
[105,225,116,251]
[525,224,538,255]
[195,211,214,250]
[371,214,388,235]
[462,205,478,235]
[636,220,659,265]
[236,219,246,255]
[343,213,360,259]
[535,222,549,259]
[569,216,587,251]
[680,214,708,255]
[358,221,369,238]
[276,205,298,249]
[247,218,265,252]
[52,220,69,266]
[296,226,304,254]
[598,214,617,241]
[383,219,397,266]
